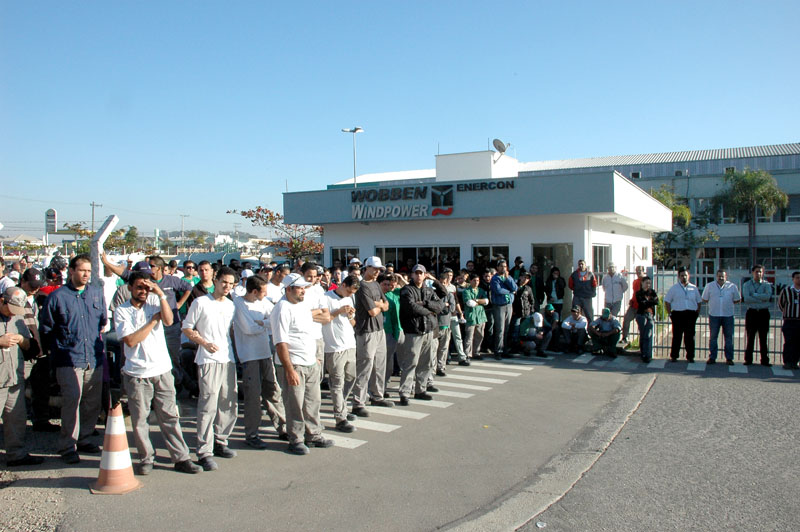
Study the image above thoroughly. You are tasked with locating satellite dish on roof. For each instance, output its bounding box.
[493,139,507,153]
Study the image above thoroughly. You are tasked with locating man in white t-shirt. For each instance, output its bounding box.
[115,272,201,475]
[233,275,287,449]
[181,266,237,471]
[300,262,330,366]
[265,264,290,307]
[322,275,359,433]
[271,273,334,455]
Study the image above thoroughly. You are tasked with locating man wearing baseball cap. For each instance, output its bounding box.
[397,264,446,404]
[271,273,334,454]
[1,286,45,466]
[351,256,393,416]
[20,269,58,432]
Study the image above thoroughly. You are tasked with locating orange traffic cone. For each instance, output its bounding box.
[90,403,142,495]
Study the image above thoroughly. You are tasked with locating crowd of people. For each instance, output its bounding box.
[1,253,798,472]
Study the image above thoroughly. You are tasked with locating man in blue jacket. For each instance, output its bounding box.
[490,260,518,359]
[39,254,108,464]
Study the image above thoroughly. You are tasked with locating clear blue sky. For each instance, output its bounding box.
[2,1,798,237]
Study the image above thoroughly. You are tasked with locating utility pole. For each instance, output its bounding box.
[90,202,103,234]
[179,214,189,252]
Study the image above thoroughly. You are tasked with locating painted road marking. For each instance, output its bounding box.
[434,381,492,391]
[444,374,508,384]
[450,367,522,377]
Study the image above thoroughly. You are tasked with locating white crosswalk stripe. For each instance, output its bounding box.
[728,364,748,374]
[431,389,474,399]
[322,433,368,449]
[499,358,546,366]
[434,381,492,391]
[592,358,611,367]
[364,407,429,419]
[450,367,522,377]
[771,366,795,377]
[646,359,667,369]
[687,361,705,371]
[408,398,453,408]
[571,354,594,364]
[444,374,508,384]
[470,361,535,371]
[320,413,401,433]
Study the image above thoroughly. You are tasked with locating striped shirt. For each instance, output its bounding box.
[23,295,43,359]
[778,285,800,320]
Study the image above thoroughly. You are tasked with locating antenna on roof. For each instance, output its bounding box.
[493,138,511,162]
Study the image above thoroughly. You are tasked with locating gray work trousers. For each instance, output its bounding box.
[449,316,468,361]
[276,362,323,445]
[492,304,513,355]
[398,331,434,397]
[0,384,27,460]
[325,348,356,422]
[384,331,405,387]
[464,322,485,358]
[622,304,638,340]
[123,371,191,464]
[436,327,452,371]
[353,330,387,407]
[196,362,238,459]
[56,365,102,454]
[241,358,286,439]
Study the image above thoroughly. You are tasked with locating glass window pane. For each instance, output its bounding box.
[787,248,800,270]
[438,246,460,272]
[491,246,509,265]
[472,246,491,273]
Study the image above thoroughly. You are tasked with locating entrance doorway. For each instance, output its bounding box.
[696,259,716,290]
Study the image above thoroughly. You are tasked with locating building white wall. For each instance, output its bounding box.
[435,151,520,182]
[324,213,653,273]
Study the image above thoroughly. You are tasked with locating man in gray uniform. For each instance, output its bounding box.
[1,287,44,466]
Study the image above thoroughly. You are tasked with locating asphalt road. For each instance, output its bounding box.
[521,369,800,532]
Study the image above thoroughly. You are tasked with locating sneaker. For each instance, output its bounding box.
[398,395,409,406]
[351,406,370,418]
[743,361,753,366]
[213,444,237,458]
[278,431,290,441]
[435,369,446,377]
[174,459,202,474]
[76,442,101,454]
[458,360,471,366]
[61,451,80,465]
[245,436,269,450]
[413,392,433,401]
[32,421,60,433]
[305,437,334,448]
[346,413,357,421]
[137,462,153,476]
[707,359,716,365]
[7,454,45,467]
[287,442,310,455]
[335,420,356,433]
[369,398,394,407]
[669,357,678,362]
[426,385,439,393]
[198,456,218,471]
[761,361,772,367]
[726,360,734,366]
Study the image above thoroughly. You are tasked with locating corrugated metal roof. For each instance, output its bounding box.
[519,142,800,172]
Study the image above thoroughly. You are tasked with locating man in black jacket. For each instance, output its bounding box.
[397,265,445,405]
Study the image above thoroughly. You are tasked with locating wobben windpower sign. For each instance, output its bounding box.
[350,180,514,220]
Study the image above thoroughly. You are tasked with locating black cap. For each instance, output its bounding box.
[22,268,45,289]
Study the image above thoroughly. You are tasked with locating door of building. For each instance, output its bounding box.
[696,259,716,290]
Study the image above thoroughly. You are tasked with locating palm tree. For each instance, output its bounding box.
[712,169,788,266]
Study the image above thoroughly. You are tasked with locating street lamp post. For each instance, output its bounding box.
[341,127,364,188]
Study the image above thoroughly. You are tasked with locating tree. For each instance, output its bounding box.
[62,222,92,254]
[228,206,323,263]
[123,226,139,250]
[649,185,718,269]
[711,169,788,265]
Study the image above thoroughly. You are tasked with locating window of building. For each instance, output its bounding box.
[674,170,683,177]
[472,245,509,273]
[788,247,800,270]
[330,247,359,268]
[631,171,641,179]
[532,243,573,277]
[725,166,736,174]
[787,194,800,222]
[592,244,611,275]
[375,246,460,275]
[719,247,750,271]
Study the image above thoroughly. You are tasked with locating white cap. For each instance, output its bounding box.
[363,256,383,269]
[281,273,312,289]
[349,257,361,265]
[240,269,254,279]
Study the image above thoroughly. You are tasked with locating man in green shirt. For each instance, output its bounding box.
[380,273,406,385]
[462,273,489,360]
